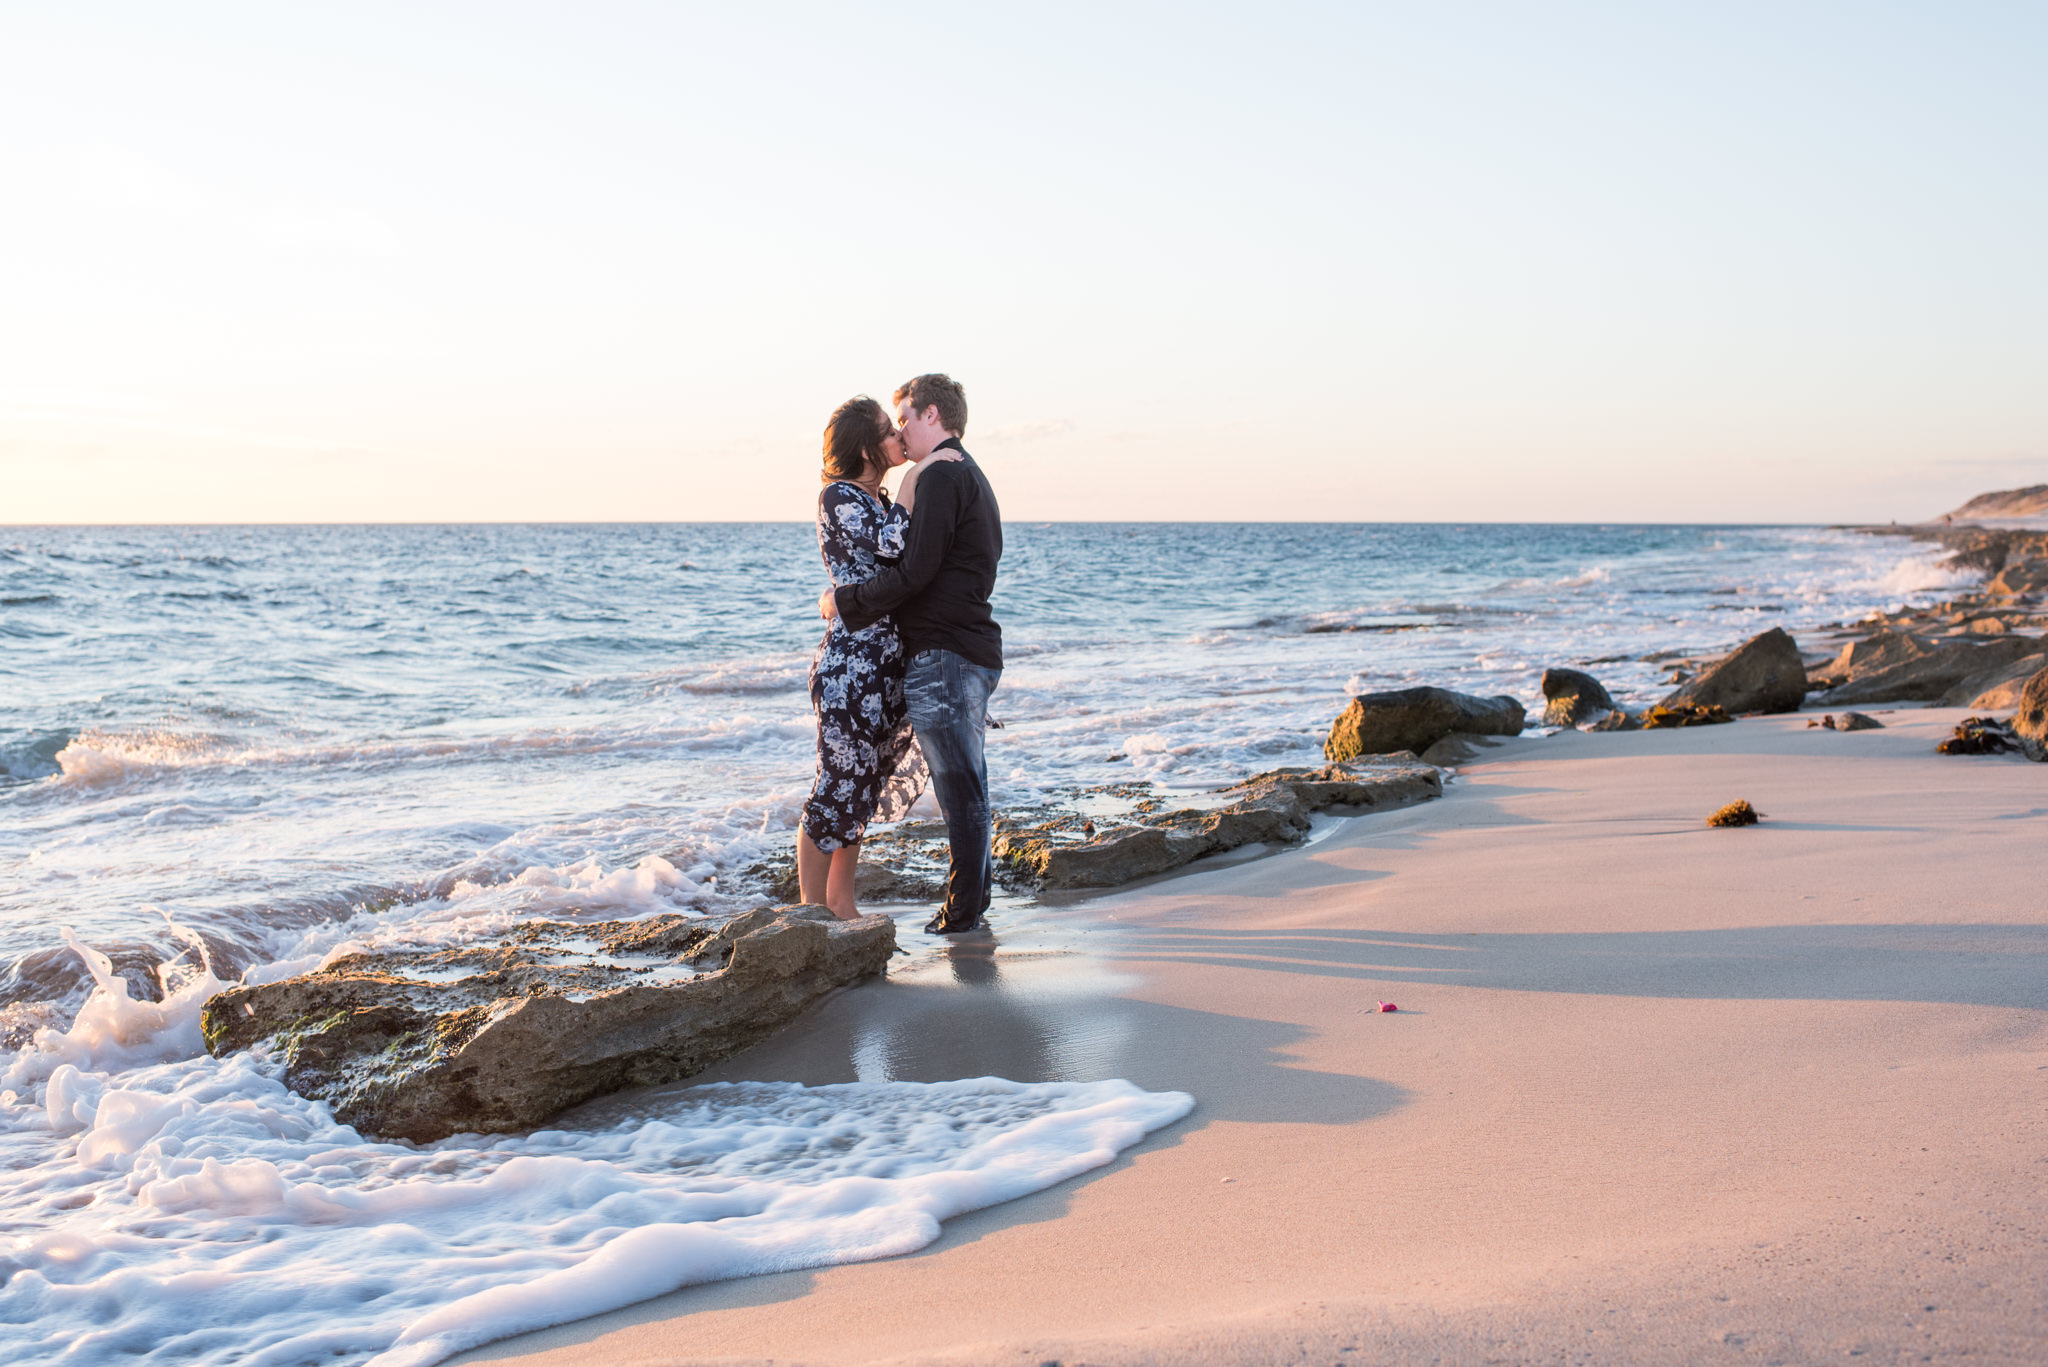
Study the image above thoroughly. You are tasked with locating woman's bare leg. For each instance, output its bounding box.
[825,844,861,919]
[797,830,833,908]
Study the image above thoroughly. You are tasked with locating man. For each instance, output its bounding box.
[821,373,1003,934]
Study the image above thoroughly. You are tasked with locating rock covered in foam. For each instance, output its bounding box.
[200,906,894,1141]
[1660,627,1807,715]
[996,758,1442,890]
[1323,686,1525,762]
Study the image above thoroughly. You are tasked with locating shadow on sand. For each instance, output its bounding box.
[1108,921,2048,1010]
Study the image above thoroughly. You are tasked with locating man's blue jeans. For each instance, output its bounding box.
[904,648,1002,927]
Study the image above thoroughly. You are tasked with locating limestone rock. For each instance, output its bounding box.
[1824,636,2043,706]
[1815,630,1931,688]
[1540,668,1615,727]
[1660,628,1806,715]
[2014,665,2048,761]
[998,758,1442,890]
[1984,560,2048,600]
[201,906,894,1142]
[1324,687,1524,762]
[1942,651,2048,710]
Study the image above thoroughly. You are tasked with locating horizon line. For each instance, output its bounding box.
[1,518,1925,530]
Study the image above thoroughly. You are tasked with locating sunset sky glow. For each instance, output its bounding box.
[3,2,2044,523]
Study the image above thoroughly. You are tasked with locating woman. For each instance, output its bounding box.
[798,396,956,918]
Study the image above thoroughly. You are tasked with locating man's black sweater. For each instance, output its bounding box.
[837,439,1003,669]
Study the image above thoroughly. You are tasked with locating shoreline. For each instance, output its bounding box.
[449,529,2048,1362]
[455,708,2048,1366]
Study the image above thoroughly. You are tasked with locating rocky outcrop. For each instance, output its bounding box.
[1324,687,1524,762]
[1820,635,2043,706]
[2014,666,2048,760]
[1984,560,2048,601]
[201,906,894,1142]
[1945,651,2048,710]
[997,758,1442,890]
[1540,668,1614,727]
[1813,630,1929,685]
[1944,484,2048,522]
[1660,628,1806,715]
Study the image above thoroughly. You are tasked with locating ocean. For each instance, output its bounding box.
[0,520,1973,1364]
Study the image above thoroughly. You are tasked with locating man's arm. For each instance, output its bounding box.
[834,466,962,631]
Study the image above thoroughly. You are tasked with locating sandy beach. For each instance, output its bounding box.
[446,707,2048,1366]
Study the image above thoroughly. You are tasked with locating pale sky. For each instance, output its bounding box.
[3,2,2044,523]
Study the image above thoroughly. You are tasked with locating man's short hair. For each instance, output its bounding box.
[894,373,968,437]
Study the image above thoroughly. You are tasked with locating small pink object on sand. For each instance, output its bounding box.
[1377,1000,1398,1012]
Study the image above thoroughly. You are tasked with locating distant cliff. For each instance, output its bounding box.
[1944,484,2048,521]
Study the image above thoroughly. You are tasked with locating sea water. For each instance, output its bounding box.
[0,521,1967,1363]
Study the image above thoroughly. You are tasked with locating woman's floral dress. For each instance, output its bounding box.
[803,481,928,851]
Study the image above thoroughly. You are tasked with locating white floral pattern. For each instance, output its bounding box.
[803,482,927,851]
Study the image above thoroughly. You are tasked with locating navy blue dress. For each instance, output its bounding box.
[803,482,928,851]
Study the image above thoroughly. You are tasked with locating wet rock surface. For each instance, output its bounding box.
[1323,687,1525,762]
[1541,667,1615,727]
[1661,627,1806,715]
[995,758,1443,890]
[201,905,895,1142]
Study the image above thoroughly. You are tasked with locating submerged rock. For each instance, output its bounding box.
[1540,667,1615,727]
[1323,687,1524,762]
[997,758,1442,890]
[1661,628,1806,715]
[201,906,895,1142]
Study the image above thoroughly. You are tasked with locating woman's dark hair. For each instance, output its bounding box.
[822,395,891,482]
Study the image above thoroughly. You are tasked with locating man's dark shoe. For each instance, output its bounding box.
[924,912,987,935]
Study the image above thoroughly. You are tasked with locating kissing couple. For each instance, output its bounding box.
[801,373,1003,936]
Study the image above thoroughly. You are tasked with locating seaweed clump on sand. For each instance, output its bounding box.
[1643,703,1733,729]
[1707,799,1761,827]
[1936,716,2021,756]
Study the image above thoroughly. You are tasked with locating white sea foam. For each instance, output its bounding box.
[51,714,816,788]
[0,934,1193,1367]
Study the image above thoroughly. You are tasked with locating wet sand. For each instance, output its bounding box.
[457,709,2048,1366]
